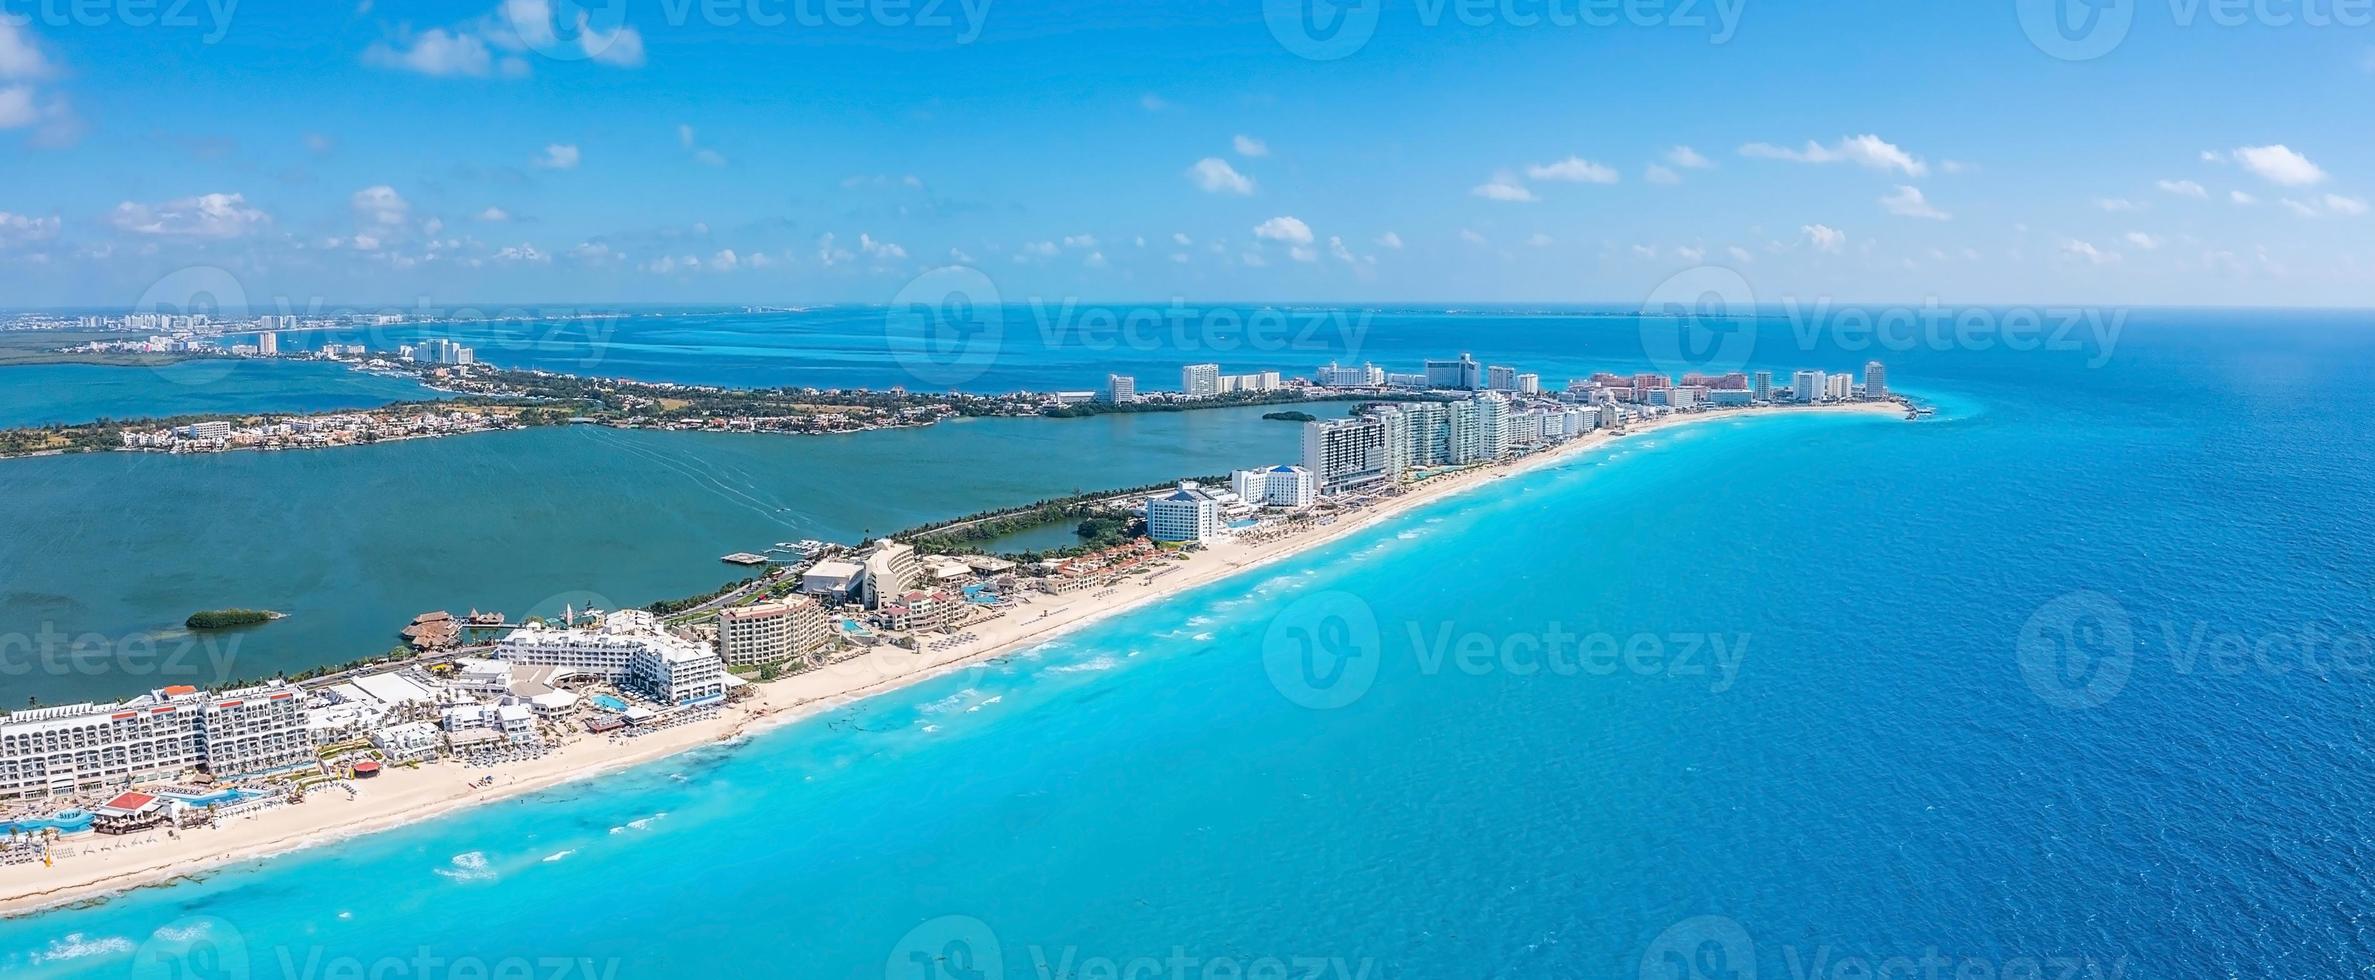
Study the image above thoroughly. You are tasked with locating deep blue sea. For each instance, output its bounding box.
[5,307,2375,977]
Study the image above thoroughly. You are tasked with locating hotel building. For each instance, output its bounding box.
[1792,370,1826,402]
[717,596,833,666]
[1302,415,1396,494]
[861,539,922,608]
[1106,374,1137,402]
[1863,361,1887,398]
[1316,361,1385,387]
[1232,464,1319,509]
[1424,353,1484,390]
[1180,363,1222,398]
[494,612,728,706]
[1146,482,1223,543]
[0,680,312,800]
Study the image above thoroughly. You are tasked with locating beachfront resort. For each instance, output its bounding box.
[0,354,1905,882]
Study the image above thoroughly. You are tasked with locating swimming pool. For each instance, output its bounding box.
[1,810,94,836]
[158,788,264,808]
[592,695,629,712]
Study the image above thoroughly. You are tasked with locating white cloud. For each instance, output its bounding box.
[1524,232,1555,247]
[1879,185,1949,220]
[364,28,504,77]
[1741,134,1926,177]
[0,211,61,245]
[1187,157,1255,195]
[351,185,410,226]
[1233,134,1268,157]
[2123,231,2162,250]
[1062,234,1098,249]
[1458,228,1487,245]
[0,19,55,79]
[569,241,620,264]
[2230,190,2258,205]
[1674,245,1705,262]
[1171,232,1192,246]
[1376,231,1404,249]
[1524,156,1619,183]
[1328,236,1360,263]
[1726,245,1753,264]
[1138,93,1169,112]
[494,243,549,263]
[369,1,641,77]
[2094,197,2142,212]
[2282,198,2322,218]
[1644,164,1680,185]
[2324,194,2368,216]
[1800,224,1846,252]
[858,233,906,260]
[1471,173,1536,202]
[476,207,511,222]
[110,192,271,238]
[535,143,579,169]
[693,149,726,166]
[0,85,33,129]
[1252,215,1314,246]
[2233,144,2327,186]
[1666,145,1712,169]
[2059,239,2119,264]
[2156,179,2208,199]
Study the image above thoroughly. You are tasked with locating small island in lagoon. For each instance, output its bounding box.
[184,609,282,630]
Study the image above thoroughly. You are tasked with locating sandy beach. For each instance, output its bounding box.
[0,400,1902,918]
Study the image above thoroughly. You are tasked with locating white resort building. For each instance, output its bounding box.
[0,680,313,800]
[1146,482,1223,543]
[493,610,729,707]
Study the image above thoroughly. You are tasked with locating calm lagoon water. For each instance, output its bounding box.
[0,407,1302,705]
[0,360,440,427]
[4,310,2374,976]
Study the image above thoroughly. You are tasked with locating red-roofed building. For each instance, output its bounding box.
[92,791,169,834]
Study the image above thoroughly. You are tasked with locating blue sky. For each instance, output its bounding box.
[1,0,2370,307]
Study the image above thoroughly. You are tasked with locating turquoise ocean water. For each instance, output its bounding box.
[3,310,2373,975]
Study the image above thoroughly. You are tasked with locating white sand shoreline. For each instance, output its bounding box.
[0,400,1902,918]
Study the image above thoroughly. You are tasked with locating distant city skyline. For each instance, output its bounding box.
[2,4,2371,307]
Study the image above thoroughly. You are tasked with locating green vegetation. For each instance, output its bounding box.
[185,608,275,630]
[1261,410,1318,423]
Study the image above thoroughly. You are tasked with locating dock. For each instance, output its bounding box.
[720,552,772,566]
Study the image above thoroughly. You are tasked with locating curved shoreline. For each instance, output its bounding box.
[0,400,1905,919]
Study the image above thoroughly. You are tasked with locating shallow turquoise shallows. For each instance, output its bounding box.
[3,309,2374,977]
